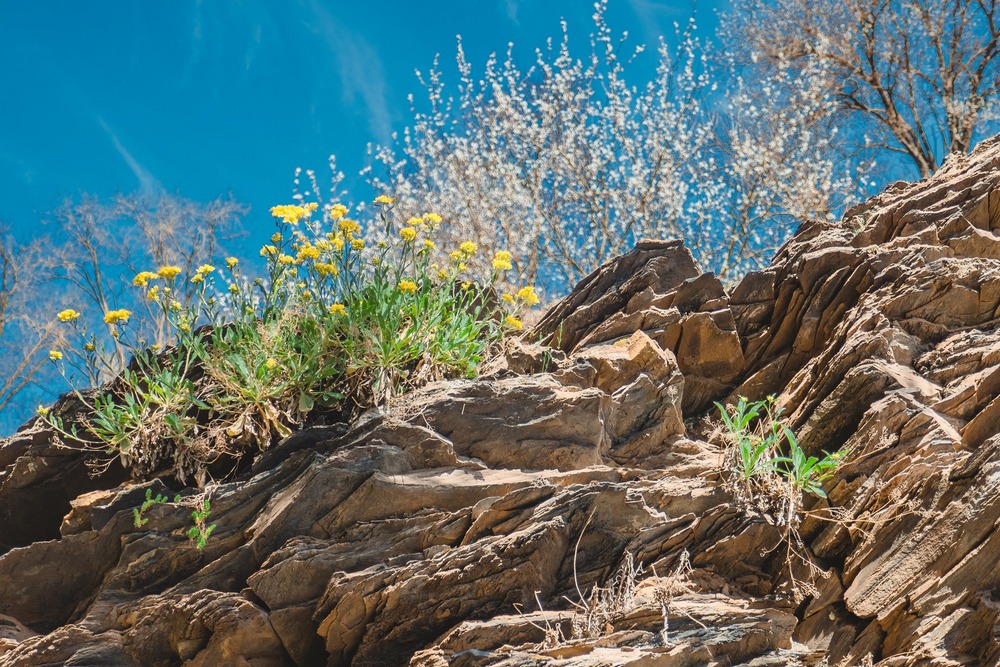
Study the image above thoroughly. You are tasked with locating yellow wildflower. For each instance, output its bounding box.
[407,216,424,227]
[270,204,312,225]
[374,195,395,205]
[501,293,515,304]
[228,284,240,294]
[437,268,449,280]
[516,285,540,306]
[271,232,283,244]
[132,271,158,287]
[297,244,321,261]
[197,264,215,276]
[57,308,81,323]
[423,212,442,226]
[400,227,418,243]
[147,286,159,301]
[84,342,95,352]
[339,219,361,236]
[422,239,436,251]
[331,236,345,252]
[265,358,278,370]
[157,266,182,280]
[315,262,339,277]
[48,350,63,361]
[315,239,332,252]
[277,254,296,265]
[328,303,346,316]
[170,300,182,311]
[398,280,418,294]
[449,250,463,262]
[330,203,350,220]
[504,315,524,330]
[460,241,478,256]
[103,309,132,325]
[260,245,278,257]
[226,257,239,269]
[36,405,49,417]
[191,274,204,284]
[492,250,513,271]
[351,239,364,251]
[178,321,191,332]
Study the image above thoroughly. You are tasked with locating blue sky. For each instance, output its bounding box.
[0,1,723,242]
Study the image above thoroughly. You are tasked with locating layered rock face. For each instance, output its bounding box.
[3,139,1000,665]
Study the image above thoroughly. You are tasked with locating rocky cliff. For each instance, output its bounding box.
[4,138,1000,666]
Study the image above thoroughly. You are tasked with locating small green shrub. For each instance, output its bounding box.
[132,487,175,528]
[187,497,215,550]
[41,198,539,481]
[715,396,845,524]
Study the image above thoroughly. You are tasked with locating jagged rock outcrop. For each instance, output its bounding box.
[4,138,1000,665]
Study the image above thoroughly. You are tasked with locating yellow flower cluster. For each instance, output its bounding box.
[315,262,338,277]
[328,303,346,316]
[492,251,513,271]
[270,203,318,225]
[57,308,81,322]
[400,226,418,243]
[49,350,63,361]
[339,219,361,236]
[501,284,540,310]
[264,358,278,370]
[398,280,418,294]
[260,244,279,257]
[157,266,182,280]
[104,309,132,325]
[329,203,349,220]
[133,271,159,287]
[226,257,239,269]
[460,241,477,256]
[297,244,321,261]
[327,234,346,252]
[374,195,395,205]
[504,315,523,330]
[191,264,216,284]
[516,286,540,306]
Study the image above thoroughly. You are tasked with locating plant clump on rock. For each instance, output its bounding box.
[39,197,539,482]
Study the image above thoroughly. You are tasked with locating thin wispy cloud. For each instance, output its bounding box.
[246,23,263,72]
[505,0,520,24]
[178,0,205,88]
[307,0,393,144]
[626,0,693,46]
[96,116,160,196]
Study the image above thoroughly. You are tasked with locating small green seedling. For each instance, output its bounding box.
[133,488,169,528]
[187,498,216,549]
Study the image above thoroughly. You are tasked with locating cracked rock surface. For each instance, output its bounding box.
[5,139,1000,665]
